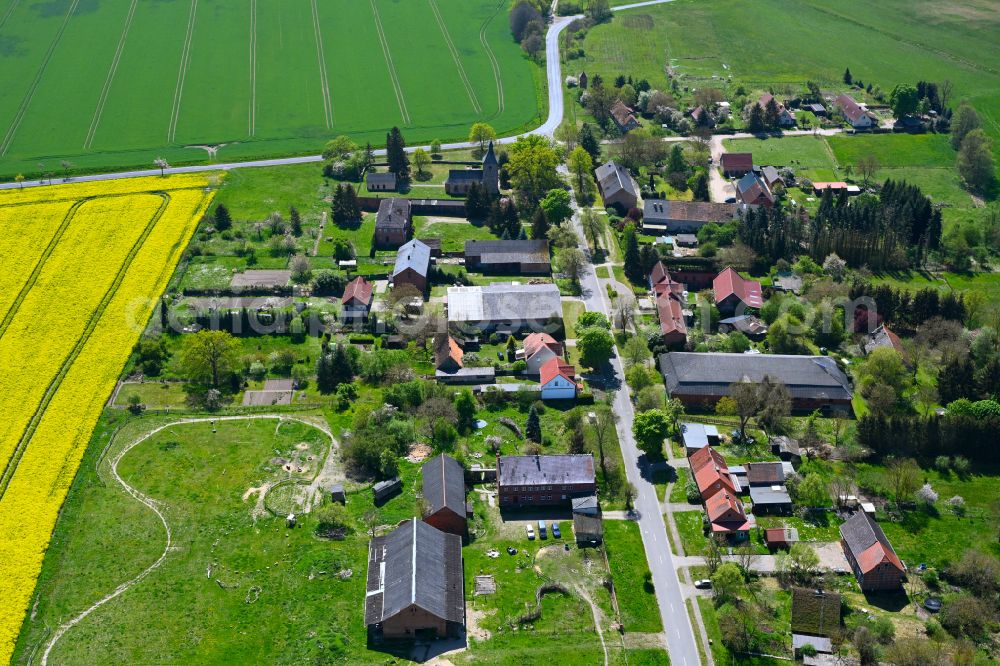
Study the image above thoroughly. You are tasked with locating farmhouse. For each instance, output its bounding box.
[539,357,580,401]
[791,588,841,655]
[594,160,639,211]
[444,141,499,196]
[720,152,753,177]
[421,454,468,536]
[375,198,412,248]
[364,518,465,640]
[341,276,373,321]
[643,200,741,234]
[840,512,906,591]
[610,100,641,133]
[366,171,397,192]
[713,267,763,315]
[464,239,550,274]
[497,454,596,507]
[392,239,431,294]
[836,93,877,128]
[864,324,906,358]
[649,262,686,297]
[434,334,464,373]
[447,283,562,334]
[758,93,795,126]
[655,292,688,347]
[658,352,854,412]
[522,332,563,373]
[735,172,774,207]
[690,105,714,128]
[689,447,751,536]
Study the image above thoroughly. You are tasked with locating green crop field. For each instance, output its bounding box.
[0,0,542,179]
[579,0,1000,145]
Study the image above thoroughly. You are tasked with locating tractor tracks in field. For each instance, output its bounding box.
[168,0,198,143]
[248,0,257,136]
[310,0,334,129]
[37,414,336,666]
[428,0,481,115]
[83,0,138,150]
[369,0,410,126]
[0,0,20,32]
[0,0,80,156]
[480,0,505,118]
[0,194,170,503]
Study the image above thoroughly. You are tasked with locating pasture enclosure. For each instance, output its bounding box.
[0,174,215,663]
[0,0,541,178]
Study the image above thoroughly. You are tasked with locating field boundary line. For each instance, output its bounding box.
[480,0,505,117]
[0,194,170,502]
[0,0,81,156]
[167,0,199,143]
[248,0,257,136]
[428,0,481,115]
[0,198,87,338]
[39,414,335,666]
[309,0,334,129]
[369,0,410,125]
[83,0,138,150]
[0,0,20,31]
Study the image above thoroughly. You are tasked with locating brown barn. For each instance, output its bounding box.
[497,454,595,508]
[840,512,905,591]
[720,152,753,177]
[421,454,468,536]
[365,518,465,640]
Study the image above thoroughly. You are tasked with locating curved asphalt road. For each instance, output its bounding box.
[0,2,705,665]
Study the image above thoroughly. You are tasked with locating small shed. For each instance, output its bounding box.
[574,512,604,545]
[572,494,599,516]
[330,483,346,504]
[373,477,402,504]
[764,527,799,550]
[679,422,720,452]
[770,435,802,463]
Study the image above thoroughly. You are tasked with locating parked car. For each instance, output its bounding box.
[551,523,561,538]
[694,579,712,589]
[724,197,737,204]
[526,524,535,540]
[537,520,547,539]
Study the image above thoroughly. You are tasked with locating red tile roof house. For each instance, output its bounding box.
[539,356,580,401]
[735,172,775,208]
[434,334,464,373]
[758,93,796,127]
[721,152,754,177]
[688,446,752,537]
[836,93,877,129]
[656,293,688,348]
[522,332,563,373]
[649,262,686,297]
[840,512,906,591]
[713,267,763,316]
[341,276,373,321]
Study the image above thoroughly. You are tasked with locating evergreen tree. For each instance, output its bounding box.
[503,197,521,238]
[623,223,642,282]
[486,200,504,234]
[214,204,232,231]
[289,206,303,236]
[329,344,354,387]
[316,353,336,393]
[530,207,549,240]
[343,183,361,223]
[667,144,687,176]
[526,405,541,442]
[579,122,601,162]
[455,390,477,434]
[692,171,710,202]
[465,182,489,221]
[517,226,527,240]
[747,103,765,133]
[938,354,975,404]
[843,68,853,85]
[386,127,410,181]
[764,97,780,129]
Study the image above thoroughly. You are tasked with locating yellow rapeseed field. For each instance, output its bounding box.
[0,201,76,320]
[0,176,215,663]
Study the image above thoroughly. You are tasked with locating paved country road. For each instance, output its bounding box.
[0,1,673,191]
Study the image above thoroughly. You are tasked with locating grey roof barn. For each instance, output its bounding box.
[422,454,467,519]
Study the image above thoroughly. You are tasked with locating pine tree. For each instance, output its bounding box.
[289,206,303,236]
[503,198,521,238]
[343,184,361,223]
[530,208,549,240]
[465,182,489,221]
[214,203,232,231]
[579,122,601,162]
[747,103,765,133]
[386,127,410,181]
[331,184,346,225]
[843,68,853,85]
[667,144,686,176]
[330,344,354,386]
[764,98,780,129]
[487,200,504,234]
[692,171,710,202]
[526,405,541,442]
[623,224,642,282]
[316,353,336,393]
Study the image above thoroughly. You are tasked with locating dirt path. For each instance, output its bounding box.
[39,414,336,666]
[576,585,609,666]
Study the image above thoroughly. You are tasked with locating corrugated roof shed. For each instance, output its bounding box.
[465,239,550,265]
[447,283,562,324]
[364,518,464,626]
[422,454,467,517]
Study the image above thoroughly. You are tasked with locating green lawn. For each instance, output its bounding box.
[562,299,587,339]
[413,216,498,253]
[723,135,838,179]
[668,468,692,503]
[0,0,543,179]
[603,520,663,633]
[113,382,189,410]
[674,511,709,556]
[828,133,956,169]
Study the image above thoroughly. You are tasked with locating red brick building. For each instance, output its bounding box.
[421,454,468,536]
[840,512,905,591]
[497,454,595,507]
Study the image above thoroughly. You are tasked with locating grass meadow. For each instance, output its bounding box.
[0,0,542,179]
[580,0,1000,146]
